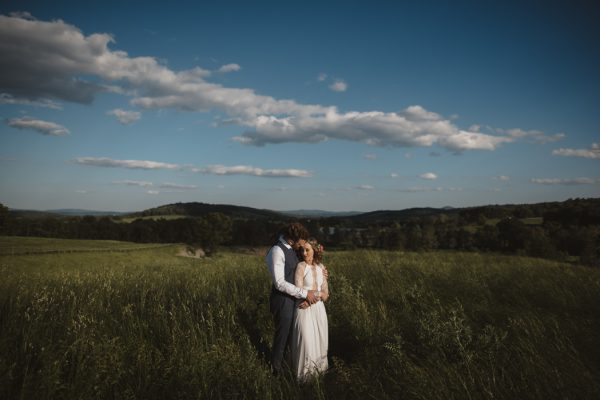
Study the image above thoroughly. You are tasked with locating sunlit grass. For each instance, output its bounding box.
[1,238,599,399]
[0,236,168,255]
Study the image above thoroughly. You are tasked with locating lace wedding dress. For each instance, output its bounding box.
[291,261,329,381]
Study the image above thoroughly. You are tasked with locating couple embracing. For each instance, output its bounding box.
[266,223,329,381]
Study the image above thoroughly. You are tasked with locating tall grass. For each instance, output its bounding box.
[1,237,599,399]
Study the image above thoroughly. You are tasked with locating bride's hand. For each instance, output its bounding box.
[298,300,310,309]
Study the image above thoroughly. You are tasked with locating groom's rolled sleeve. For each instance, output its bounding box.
[267,246,307,299]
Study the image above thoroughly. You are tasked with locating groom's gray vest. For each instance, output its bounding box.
[270,241,299,310]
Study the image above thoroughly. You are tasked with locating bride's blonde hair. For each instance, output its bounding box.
[305,237,324,264]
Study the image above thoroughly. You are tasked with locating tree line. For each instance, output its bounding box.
[1,198,598,266]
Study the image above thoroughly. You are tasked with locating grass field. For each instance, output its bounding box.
[0,236,169,255]
[1,236,599,399]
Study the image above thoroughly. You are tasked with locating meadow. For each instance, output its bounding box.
[1,236,599,399]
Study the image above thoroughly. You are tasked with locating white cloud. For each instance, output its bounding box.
[147,190,160,195]
[0,93,62,109]
[6,117,69,136]
[356,184,375,190]
[159,182,197,190]
[419,172,438,180]
[107,109,141,124]
[390,173,399,178]
[218,63,241,73]
[398,187,444,193]
[501,128,565,144]
[73,156,311,178]
[531,177,600,185]
[0,14,556,152]
[195,164,312,178]
[364,153,377,160]
[318,73,327,82]
[233,106,512,150]
[494,175,510,181]
[113,180,153,187]
[74,157,180,170]
[329,80,348,92]
[75,189,89,194]
[552,143,600,159]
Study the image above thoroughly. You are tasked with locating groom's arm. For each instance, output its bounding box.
[266,246,307,299]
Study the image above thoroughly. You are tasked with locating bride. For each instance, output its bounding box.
[292,237,329,381]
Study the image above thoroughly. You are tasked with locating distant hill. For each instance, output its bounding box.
[129,202,289,220]
[345,207,461,223]
[10,209,127,218]
[131,203,461,223]
[281,209,363,218]
[9,209,61,218]
[9,198,599,226]
[49,209,128,216]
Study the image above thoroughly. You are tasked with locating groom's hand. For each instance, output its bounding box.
[306,290,318,304]
[322,266,329,279]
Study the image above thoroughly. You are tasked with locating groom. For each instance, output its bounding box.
[266,222,319,375]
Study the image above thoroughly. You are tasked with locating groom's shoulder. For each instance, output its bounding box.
[267,242,284,255]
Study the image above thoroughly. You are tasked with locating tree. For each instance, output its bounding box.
[187,213,233,255]
[524,227,561,259]
[0,203,10,234]
[497,217,528,252]
[474,225,500,251]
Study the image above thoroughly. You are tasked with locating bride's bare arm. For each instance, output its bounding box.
[295,261,305,287]
[321,264,329,279]
[320,265,330,302]
[296,262,310,308]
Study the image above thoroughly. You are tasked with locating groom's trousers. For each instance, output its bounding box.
[270,288,298,374]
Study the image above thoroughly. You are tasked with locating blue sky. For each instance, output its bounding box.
[1,0,598,212]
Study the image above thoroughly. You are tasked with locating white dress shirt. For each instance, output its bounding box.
[266,236,308,299]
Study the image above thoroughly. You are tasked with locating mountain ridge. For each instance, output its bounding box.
[8,198,599,223]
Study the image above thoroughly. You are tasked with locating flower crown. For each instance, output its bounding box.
[315,243,324,253]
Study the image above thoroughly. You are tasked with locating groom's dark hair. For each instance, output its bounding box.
[281,222,309,242]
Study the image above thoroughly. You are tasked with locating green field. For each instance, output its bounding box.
[1,236,599,399]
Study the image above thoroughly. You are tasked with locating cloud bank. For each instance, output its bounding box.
[0,13,563,152]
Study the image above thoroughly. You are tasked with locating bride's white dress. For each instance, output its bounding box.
[291,261,329,380]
